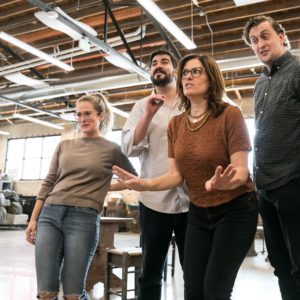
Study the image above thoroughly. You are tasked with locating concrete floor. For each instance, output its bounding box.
[0,228,281,300]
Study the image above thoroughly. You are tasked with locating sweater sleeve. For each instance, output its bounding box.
[114,145,138,176]
[36,141,62,200]
[225,106,252,156]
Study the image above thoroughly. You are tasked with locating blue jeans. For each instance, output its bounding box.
[258,178,300,300]
[35,204,100,299]
[138,202,188,300]
[184,192,258,300]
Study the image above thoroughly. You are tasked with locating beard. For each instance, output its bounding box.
[150,69,174,87]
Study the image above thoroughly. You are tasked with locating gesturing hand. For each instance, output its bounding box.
[145,94,165,116]
[112,165,148,191]
[205,164,237,192]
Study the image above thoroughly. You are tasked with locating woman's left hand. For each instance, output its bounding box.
[205,164,237,192]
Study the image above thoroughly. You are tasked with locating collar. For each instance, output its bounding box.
[262,51,292,76]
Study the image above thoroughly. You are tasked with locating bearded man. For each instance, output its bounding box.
[122,49,189,300]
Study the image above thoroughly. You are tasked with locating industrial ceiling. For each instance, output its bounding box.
[0,0,299,129]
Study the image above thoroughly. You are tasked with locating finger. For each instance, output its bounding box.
[227,168,237,179]
[222,164,234,177]
[112,166,135,179]
[214,166,223,178]
[205,180,212,192]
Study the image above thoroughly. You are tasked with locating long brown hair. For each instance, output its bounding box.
[76,93,113,135]
[177,54,227,117]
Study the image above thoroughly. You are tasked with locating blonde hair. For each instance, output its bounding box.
[76,93,113,135]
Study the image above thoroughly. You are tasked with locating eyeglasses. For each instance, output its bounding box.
[181,67,205,78]
[73,111,97,120]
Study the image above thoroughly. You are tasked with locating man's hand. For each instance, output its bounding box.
[145,94,165,117]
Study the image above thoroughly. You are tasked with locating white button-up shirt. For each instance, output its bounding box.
[122,95,189,213]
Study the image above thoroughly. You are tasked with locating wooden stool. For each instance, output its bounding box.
[104,247,142,300]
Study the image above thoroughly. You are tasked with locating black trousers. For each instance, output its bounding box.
[184,192,258,300]
[138,202,188,300]
[258,178,300,300]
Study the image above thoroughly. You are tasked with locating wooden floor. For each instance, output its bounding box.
[0,229,282,300]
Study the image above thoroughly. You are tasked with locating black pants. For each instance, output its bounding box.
[258,178,300,300]
[184,192,258,300]
[138,202,188,300]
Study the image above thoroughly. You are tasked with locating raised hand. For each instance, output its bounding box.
[112,165,149,191]
[145,94,165,116]
[205,164,237,192]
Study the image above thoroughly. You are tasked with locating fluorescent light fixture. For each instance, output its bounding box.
[13,113,64,130]
[5,72,49,89]
[105,52,146,72]
[0,130,10,135]
[111,106,129,118]
[137,0,196,49]
[233,0,267,6]
[0,31,74,72]
[34,7,97,41]
[59,112,76,122]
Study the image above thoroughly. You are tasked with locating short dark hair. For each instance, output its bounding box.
[149,49,177,68]
[242,15,286,46]
[177,54,228,117]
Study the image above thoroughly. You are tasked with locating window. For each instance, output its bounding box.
[106,130,141,176]
[5,136,61,180]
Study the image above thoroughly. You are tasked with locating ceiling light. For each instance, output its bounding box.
[0,130,10,135]
[233,0,267,6]
[5,72,49,89]
[105,52,146,72]
[137,0,196,49]
[0,31,74,72]
[111,107,129,118]
[13,113,64,130]
[34,7,97,41]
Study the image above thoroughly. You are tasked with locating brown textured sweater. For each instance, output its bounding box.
[37,137,136,213]
[168,105,254,207]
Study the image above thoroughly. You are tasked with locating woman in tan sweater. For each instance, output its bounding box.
[113,54,258,300]
[25,94,135,300]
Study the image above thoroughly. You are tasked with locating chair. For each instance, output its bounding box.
[163,234,176,281]
[104,247,142,300]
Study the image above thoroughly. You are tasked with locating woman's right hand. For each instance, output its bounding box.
[112,165,149,191]
[25,220,37,245]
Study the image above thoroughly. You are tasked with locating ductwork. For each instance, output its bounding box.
[1,73,151,104]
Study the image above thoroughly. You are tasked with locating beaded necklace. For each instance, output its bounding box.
[186,111,210,131]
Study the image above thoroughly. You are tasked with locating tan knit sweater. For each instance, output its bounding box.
[168,105,254,207]
[37,137,136,213]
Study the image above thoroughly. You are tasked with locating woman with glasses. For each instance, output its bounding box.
[25,93,136,300]
[113,54,258,300]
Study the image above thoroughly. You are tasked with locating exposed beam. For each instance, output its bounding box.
[0,94,64,119]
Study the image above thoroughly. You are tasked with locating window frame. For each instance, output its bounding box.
[5,135,61,181]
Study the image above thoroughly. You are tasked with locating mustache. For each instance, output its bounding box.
[154,68,166,75]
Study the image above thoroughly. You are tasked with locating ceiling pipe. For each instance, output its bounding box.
[0,73,151,104]
[26,0,150,80]
[0,25,146,76]
[0,94,64,119]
